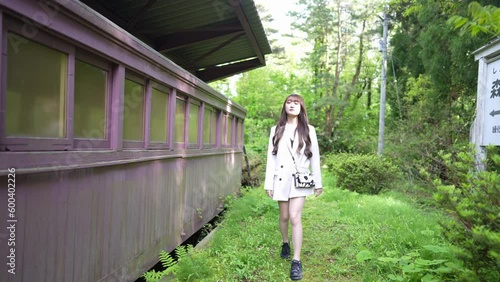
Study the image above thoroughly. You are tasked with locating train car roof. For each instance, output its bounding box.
[79,0,273,82]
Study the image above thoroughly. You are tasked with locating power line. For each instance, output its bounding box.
[377,12,388,155]
[390,50,403,120]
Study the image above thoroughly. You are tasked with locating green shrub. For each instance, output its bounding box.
[433,149,500,281]
[326,153,401,194]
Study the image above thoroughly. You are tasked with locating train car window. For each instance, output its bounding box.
[203,106,217,146]
[150,87,169,143]
[221,113,233,148]
[123,77,145,141]
[1,21,74,151]
[226,114,233,147]
[6,32,68,138]
[237,119,244,147]
[174,97,186,144]
[212,110,219,146]
[74,60,108,140]
[188,100,200,145]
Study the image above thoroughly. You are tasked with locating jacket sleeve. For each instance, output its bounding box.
[309,126,323,189]
[264,126,276,191]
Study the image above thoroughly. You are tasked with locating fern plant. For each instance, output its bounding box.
[143,270,167,282]
[143,244,211,282]
[143,248,180,282]
[175,244,192,261]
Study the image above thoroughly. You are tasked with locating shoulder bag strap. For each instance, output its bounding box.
[286,145,299,173]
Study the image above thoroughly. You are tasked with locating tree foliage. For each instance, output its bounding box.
[289,0,382,150]
[448,1,500,38]
[384,0,495,183]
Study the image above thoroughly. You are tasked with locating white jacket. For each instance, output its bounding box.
[264,125,323,201]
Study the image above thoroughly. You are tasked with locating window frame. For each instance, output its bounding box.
[0,17,75,151]
[122,72,146,149]
[73,49,113,150]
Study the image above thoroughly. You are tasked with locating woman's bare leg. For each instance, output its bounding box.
[278,201,290,243]
[289,197,305,261]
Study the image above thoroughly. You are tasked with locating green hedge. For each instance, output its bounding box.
[325,153,401,195]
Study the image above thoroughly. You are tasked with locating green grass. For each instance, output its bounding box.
[154,172,465,281]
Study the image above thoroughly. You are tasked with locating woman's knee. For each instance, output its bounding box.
[280,214,290,222]
[289,214,302,226]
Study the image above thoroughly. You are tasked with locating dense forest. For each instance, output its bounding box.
[209,0,499,280]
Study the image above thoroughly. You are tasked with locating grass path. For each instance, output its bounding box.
[165,173,462,281]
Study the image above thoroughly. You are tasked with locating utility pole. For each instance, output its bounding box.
[377,13,388,155]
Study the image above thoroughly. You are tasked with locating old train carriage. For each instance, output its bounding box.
[0,0,271,281]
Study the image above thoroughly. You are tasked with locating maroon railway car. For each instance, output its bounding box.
[0,0,271,281]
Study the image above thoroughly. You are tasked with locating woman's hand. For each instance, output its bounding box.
[314,188,323,197]
[266,190,273,198]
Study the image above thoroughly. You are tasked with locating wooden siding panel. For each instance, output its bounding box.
[0,153,241,282]
[70,170,93,282]
[0,173,27,282]
[51,174,69,282]
[183,153,242,236]
[109,169,124,276]
[64,175,77,282]
[98,167,119,281]
[90,174,102,281]
[23,175,49,281]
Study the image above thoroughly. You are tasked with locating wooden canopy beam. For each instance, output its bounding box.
[196,58,261,82]
[155,20,244,52]
[126,0,158,28]
[192,31,245,63]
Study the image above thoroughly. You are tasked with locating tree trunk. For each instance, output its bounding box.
[367,79,372,110]
[337,19,366,120]
[324,105,334,138]
[324,0,343,138]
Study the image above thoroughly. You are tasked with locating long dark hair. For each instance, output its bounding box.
[272,94,312,158]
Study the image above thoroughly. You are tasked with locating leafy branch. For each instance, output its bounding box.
[448,2,500,37]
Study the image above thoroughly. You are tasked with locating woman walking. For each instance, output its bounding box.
[264,93,323,280]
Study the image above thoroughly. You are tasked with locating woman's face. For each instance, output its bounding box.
[285,97,301,117]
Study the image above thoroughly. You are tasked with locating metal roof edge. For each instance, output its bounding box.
[241,0,272,55]
[473,37,500,60]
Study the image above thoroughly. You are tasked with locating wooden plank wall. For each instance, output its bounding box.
[0,152,242,282]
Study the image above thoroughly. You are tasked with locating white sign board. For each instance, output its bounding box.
[483,58,500,145]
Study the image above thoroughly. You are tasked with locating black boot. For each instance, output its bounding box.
[280,242,290,259]
[290,259,303,280]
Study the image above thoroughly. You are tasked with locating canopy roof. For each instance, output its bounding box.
[80,0,272,82]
